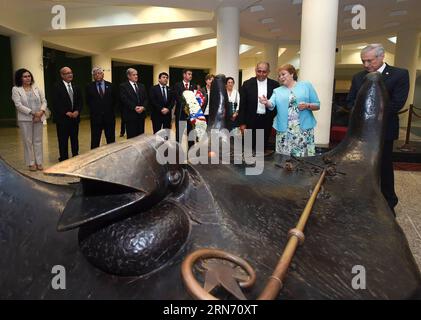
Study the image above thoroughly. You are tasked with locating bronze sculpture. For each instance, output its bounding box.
[0,73,420,299]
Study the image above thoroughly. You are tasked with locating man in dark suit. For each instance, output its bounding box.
[52,66,83,162]
[173,69,194,146]
[149,72,175,133]
[347,44,409,214]
[239,62,279,150]
[119,68,148,139]
[200,73,214,123]
[86,67,116,149]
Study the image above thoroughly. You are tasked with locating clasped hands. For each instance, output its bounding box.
[65,111,79,118]
[32,110,45,123]
[161,107,170,115]
[135,106,145,114]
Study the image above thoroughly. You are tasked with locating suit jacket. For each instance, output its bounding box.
[173,81,194,121]
[238,77,279,128]
[200,87,210,113]
[119,81,148,122]
[11,85,47,122]
[347,64,409,140]
[149,84,175,118]
[86,81,116,124]
[52,81,83,124]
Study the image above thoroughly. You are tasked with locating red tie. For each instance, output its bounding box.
[184,83,189,90]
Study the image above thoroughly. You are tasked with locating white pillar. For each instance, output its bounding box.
[216,6,240,87]
[264,43,279,80]
[209,67,217,76]
[92,54,112,82]
[11,35,45,92]
[395,29,420,124]
[299,0,339,146]
[153,64,170,85]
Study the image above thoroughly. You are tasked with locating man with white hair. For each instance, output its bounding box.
[119,68,148,138]
[347,44,410,215]
[86,67,116,149]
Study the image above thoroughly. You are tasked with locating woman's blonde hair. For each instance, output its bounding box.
[278,64,298,81]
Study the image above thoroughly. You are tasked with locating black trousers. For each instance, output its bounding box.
[56,120,79,161]
[90,118,116,149]
[152,114,171,134]
[126,118,145,139]
[120,119,126,136]
[381,140,398,209]
[251,113,273,150]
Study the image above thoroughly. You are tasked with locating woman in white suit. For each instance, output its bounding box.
[11,69,47,171]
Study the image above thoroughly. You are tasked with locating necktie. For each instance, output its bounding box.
[97,82,104,98]
[162,86,167,103]
[134,83,140,104]
[67,83,74,109]
[184,83,189,90]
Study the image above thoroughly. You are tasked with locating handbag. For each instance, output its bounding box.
[44,107,51,120]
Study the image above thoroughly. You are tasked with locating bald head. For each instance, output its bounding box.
[60,66,73,83]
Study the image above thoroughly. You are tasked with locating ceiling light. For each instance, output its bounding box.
[343,4,355,11]
[278,48,287,56]
[388,36,397,44]
[389,10,407,16]
[357,45,366,49]
[250,5,264,13]
[383,22,400,28]
[261,18,275,24]
[239,44,254,54]
[256,51,262,55]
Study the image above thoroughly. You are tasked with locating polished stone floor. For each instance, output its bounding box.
[0,117,420,271]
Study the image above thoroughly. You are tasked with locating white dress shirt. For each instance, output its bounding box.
[129,80,138,93]
[257,78,267,114]
[377,63,387,74]
[63,80,73,95]
[204,87,210,115]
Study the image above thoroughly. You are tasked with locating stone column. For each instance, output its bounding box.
[299,0,339,146]
[11,34,45,92]
[216,6,240,87]
[264,43,279,80]
[394,29,420,125]
[153,64,170,85]
[92,54,112,81]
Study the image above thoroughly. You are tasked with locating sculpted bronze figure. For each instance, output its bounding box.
[0,73,420,299]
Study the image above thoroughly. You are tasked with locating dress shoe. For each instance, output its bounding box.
[36,164,43,171]
[29,165,37,171]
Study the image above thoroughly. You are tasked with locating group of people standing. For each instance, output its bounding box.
[11,42,408,214]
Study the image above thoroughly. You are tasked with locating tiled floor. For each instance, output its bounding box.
[0,117,420,270]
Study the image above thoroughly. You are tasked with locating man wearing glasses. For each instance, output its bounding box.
[52,66,83,162]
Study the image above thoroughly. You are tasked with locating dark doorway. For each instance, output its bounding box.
[169,67,210,90]
[43,47,92,118]
[0,35,15,125]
